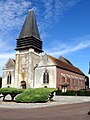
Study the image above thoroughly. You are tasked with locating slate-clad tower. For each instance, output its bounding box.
[15,10,43,88]
[15,10,43,53]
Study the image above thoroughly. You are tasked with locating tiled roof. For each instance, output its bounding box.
[48,55,84,76]
[59,56,73,65]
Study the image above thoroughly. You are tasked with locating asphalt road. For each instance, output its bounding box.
[0,102,90,120]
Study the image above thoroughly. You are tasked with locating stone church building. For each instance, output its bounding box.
[2,10,85,91]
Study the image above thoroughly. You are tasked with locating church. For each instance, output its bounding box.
[2,10,85,91]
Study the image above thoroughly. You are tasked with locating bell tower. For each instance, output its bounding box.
[15,10,43,88]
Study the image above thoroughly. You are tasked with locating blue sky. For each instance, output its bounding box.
[0,0,90,76]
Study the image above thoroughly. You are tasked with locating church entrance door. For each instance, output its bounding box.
[21,81,26,89]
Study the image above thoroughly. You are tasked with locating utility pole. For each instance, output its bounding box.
[88,62,90,89]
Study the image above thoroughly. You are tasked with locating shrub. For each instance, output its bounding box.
[56,90,62,95]
[64,90,77,96]
[55,89,90,96]
[0,88,24,101]
[15,88,56,103]
[55,90,76,96]
[77,90,90,96]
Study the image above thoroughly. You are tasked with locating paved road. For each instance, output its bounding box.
[0,102,90,120]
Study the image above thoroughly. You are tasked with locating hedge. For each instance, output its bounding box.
[77,90,90,96]
[0,88,24,101]
[15,88,56,103]
[56,90,90,96]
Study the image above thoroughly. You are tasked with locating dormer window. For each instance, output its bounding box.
[43,69,49,84]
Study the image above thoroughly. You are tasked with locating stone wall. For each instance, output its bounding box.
[34,54,57,88]
[35,66,56,88]
[2,69,15,88]
[15,48,41,88]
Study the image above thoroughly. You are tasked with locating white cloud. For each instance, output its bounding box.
[42,0,81,29]
[72,41,90,51]
[0,0,81,37]
[45,35,90,56]
[35,0,81,37]
[0,0,31,32]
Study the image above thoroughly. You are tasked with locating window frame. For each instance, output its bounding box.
[7,72,11,84]
[43,69,49,84]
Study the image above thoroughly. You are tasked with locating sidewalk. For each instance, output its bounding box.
[0,96,90,109]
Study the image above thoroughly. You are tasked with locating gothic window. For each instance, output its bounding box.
[43,69,49,84]
[7,72,11,84]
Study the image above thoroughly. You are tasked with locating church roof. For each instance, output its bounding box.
[48,55,85,76]
[3,58,15,70]
[59,56,73,65]
[18,10,41,40]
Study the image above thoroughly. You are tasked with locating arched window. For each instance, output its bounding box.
[43,69,49,84]
[7,72,11,84]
